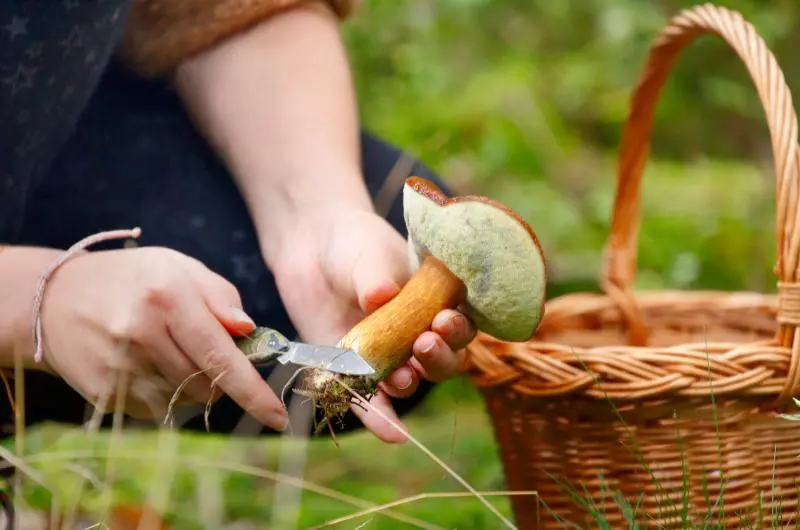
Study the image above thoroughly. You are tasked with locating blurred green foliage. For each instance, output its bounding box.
[17,390,512,529]
[10,1,800,528]
[344,0,799,296]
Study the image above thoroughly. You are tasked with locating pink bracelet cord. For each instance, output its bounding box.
[31,227,143,364]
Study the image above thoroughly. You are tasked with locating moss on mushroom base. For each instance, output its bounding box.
[298,370,378,430]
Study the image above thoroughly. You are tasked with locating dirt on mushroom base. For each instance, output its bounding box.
[295,369,378,435]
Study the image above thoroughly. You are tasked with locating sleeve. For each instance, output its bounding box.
[117,0,361,78]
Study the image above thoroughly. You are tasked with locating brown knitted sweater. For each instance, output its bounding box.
[118,0,360,78]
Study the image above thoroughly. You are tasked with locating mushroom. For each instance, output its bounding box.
[298,176,547,430]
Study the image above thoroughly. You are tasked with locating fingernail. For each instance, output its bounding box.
[417,335,437,354]
[397,370,414,390]
[432,310,453,330]
[392,428,410,444]
[433,310,464,338]
[270,411,290,431]
[447,313,466,336]
[230,306,256,327]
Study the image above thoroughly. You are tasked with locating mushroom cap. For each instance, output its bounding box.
[403,177,547,342]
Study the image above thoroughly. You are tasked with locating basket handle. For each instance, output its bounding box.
[601,3,800,349]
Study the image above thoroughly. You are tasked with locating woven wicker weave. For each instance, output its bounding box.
[464,4,800,528]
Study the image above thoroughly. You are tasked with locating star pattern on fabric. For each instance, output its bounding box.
[93,15,109,30]
[58,26,83,55]
[0,1,135,240]
[61,0,79,12]
[232,254,264,283]
[2,16,27,40]
[2,63,37,96]
[24,42,43,60]
[14,130,45,157]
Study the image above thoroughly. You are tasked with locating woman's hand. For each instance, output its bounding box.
[271,210,477,444]
[169,4,475,442]
[30,246,290,429]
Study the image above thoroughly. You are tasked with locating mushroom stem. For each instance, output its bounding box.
[290,254,468,433]
[338,254,468,378]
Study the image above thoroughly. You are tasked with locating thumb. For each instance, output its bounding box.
[350,243,410,315]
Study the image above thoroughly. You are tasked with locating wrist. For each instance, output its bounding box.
[254,169,377,271]
[0,246,66,371]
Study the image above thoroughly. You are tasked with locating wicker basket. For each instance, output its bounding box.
[464,4,800,529]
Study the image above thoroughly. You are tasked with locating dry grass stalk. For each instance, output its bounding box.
[333,375,519,529]
[309,491,539,529]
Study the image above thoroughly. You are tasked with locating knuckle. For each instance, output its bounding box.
[142,283,174,311]
[200,342,230,371]
[107,314,136,342]
[139,269,185,312]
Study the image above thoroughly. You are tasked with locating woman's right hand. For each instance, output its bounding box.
[30,246,289,430]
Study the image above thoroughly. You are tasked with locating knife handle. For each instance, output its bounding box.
[235,327,289,366]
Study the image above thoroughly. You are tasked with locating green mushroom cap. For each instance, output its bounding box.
[402,177,547,342]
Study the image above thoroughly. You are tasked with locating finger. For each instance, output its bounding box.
[177,256,256,338]
[350,390,409,444]
[91,360,171,420]
[128,287,217,405]
[380,364,419,399]
[216,305,257,339]
[411,331,466,382]
[349,245,408,314]
[124,374,176,420]
[431,309,477,351]
[133,337,214,405]
[361,281,401,315]
[164,289,289,431]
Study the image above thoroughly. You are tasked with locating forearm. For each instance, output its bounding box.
[0,246,63,370]
[172,4,372,270]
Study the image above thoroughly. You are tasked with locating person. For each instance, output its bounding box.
[0,0,477,446]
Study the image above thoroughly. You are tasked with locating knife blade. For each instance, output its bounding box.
[237,327,376,377]
[280,342,376,376]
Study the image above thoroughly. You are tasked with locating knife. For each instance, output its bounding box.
[234,326,376,377]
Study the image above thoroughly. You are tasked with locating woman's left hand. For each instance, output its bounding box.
[269,209,476,443]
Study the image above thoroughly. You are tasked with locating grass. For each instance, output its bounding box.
[1,153,793,529]
[4,377,518,529]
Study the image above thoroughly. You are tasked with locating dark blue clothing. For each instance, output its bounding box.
[1,1,133,240]
[0,1,447,438]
